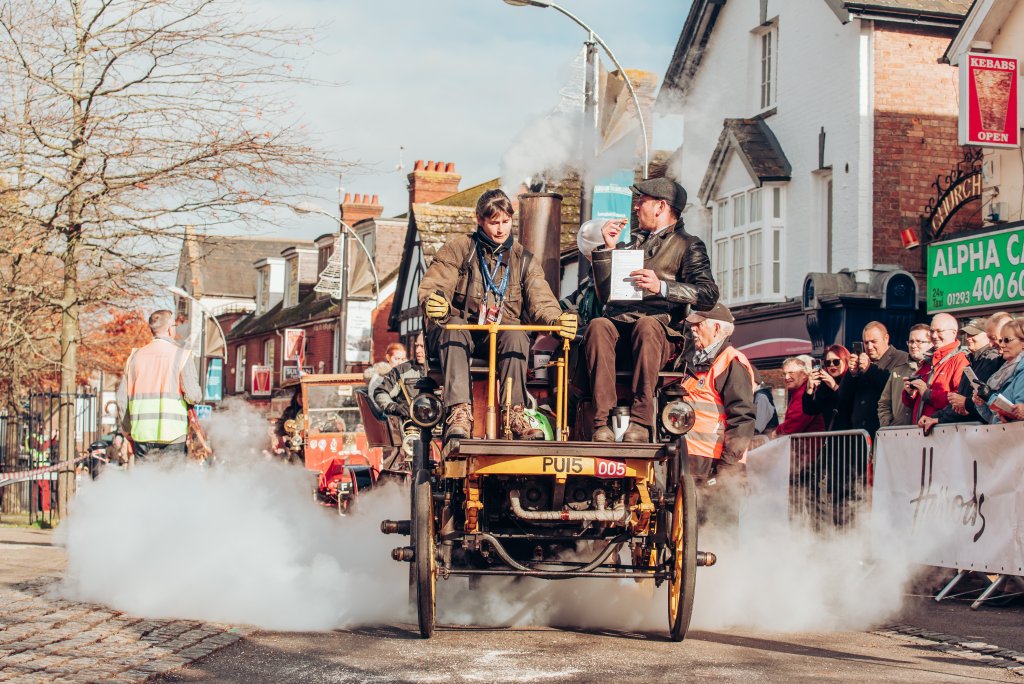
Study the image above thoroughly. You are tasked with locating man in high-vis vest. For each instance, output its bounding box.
[682,302,756,482]
[116,309,203,459]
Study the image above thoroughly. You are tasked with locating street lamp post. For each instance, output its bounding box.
[502,0,650,180]
[166,285,228,400]
[292,203,381,373]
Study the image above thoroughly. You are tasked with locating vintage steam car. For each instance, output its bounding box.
[377,321,716,641]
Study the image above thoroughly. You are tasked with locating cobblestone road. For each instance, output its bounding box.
[0,578,250,683]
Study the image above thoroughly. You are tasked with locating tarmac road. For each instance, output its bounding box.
[3,526,1022,683]
[156,621,1023,683]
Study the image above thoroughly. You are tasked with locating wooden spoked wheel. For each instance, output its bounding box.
[668,474,697,642]
[412,439,436,639]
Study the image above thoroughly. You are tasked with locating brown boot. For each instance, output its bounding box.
[508,405,545,440]
[592,425,615,442]
[622,423,651,443]
[445,403,473,440]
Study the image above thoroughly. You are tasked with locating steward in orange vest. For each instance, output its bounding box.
[116,309,203,459]
[682,303,756,474]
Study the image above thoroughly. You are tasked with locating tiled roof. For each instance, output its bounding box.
[699,119,791,204]
[411,204,478,261]
[432,178,502,208]
[186,235,309,298]
[226,294,337,340]
[842,0,971,16]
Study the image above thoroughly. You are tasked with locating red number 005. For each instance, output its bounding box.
[595,459,626,478]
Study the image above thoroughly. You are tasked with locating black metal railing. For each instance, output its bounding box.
[0,390,99,526]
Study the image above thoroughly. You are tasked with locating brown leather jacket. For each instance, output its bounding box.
[591,219,719,337]
[417,234,562,328]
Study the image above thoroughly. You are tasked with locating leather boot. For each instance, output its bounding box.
[592,425,615,442]
[445,403,473,440]
[622,423,651,443]
[507,405,544,440]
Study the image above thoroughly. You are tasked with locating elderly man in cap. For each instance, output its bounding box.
[679,302,756,473]
[585,177,720,442]
[920,314,1007,432]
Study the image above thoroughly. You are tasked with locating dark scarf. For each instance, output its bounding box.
[474,227,514,255]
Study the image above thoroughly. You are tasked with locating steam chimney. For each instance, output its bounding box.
[340,192,384,225]
[407,159,462,205]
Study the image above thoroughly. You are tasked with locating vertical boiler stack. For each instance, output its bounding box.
[516,192,563,297]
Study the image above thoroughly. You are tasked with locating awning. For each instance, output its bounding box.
[730,308,812,362]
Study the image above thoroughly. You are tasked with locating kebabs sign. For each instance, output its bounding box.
[959,53,1019,148]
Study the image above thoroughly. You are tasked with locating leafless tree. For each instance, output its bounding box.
[0,0,342,516]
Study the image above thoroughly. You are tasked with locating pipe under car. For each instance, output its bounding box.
[508,489,630,523]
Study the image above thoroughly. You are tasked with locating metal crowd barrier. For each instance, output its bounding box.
[786,429,872,531]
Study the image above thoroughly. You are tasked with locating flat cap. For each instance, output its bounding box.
[685,301,734,324]
[631,177,688,212]
[962,318,987,336]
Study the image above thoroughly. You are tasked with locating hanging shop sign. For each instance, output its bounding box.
[251,365,272,397]
[921,149,984,242]
[958,53,1020,149]
[927,223,1024,313]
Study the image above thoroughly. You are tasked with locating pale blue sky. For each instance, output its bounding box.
[257,0,693,239]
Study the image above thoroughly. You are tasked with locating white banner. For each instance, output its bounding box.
[873,423,1024,575]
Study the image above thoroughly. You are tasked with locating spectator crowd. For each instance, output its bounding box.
[762,311,1024,439]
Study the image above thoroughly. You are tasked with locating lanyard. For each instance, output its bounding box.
[477,246,510,300]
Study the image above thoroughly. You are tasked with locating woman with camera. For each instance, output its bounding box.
[802,344,850,430]
[975,319,1024,423]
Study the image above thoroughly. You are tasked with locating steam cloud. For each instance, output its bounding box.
[60,402,935,633]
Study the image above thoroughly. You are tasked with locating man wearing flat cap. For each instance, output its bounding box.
[585,177,720,443]
[679,302,756,475]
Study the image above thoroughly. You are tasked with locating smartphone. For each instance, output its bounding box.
[963,366,981,389]
[811,359,822,372]
[851,342,863,356]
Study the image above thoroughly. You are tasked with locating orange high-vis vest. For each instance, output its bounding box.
[124,339,191,443]
[682,345,756,460]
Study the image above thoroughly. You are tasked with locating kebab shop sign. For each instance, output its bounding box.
[928,226,1024,312]
[958,53,1019,148]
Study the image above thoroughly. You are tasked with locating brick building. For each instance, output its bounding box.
[656,0,974,366]
[213,193,403,404]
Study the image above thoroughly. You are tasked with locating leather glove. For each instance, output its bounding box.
[425,292,450,321]
[557,312,578,340]
[384,401,410,419]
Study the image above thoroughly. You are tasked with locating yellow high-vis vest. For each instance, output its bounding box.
[124,339,191,443]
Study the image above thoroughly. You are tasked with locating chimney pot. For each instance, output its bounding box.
[358,194,366,204]
[343,192,352,204]
[445,162,455,173]
[426,160,434,172]
[371,194,379,204]
[414,159,425,171]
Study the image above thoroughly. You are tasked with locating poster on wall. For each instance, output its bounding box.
[251,365,272,396]
[346,300,373,365]
[283,328,305,362]
[959,53,1020,148]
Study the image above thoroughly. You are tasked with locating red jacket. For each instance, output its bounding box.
[901,342,969,421]
[776,382,826,435]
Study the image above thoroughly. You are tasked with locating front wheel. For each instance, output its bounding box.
[412,441,436,638]
[668,474,697,642]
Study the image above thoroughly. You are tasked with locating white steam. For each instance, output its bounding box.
[61,404,935,634]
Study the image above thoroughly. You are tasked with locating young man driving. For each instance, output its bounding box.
[418,189,577,440]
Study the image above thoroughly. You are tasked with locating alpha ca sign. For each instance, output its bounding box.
[927,224,1024,312]
[959,53,1020,148]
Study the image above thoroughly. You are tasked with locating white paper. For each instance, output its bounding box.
[609,249,644,301]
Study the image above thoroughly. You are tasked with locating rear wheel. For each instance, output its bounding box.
[412,440,436,639]
[668,474,697,642]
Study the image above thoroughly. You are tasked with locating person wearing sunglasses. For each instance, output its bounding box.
[903,313,969,424]
[803,344,850,430]
[879,324,932,428]
[974,319,1024,423]
[920,313,1010,433]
